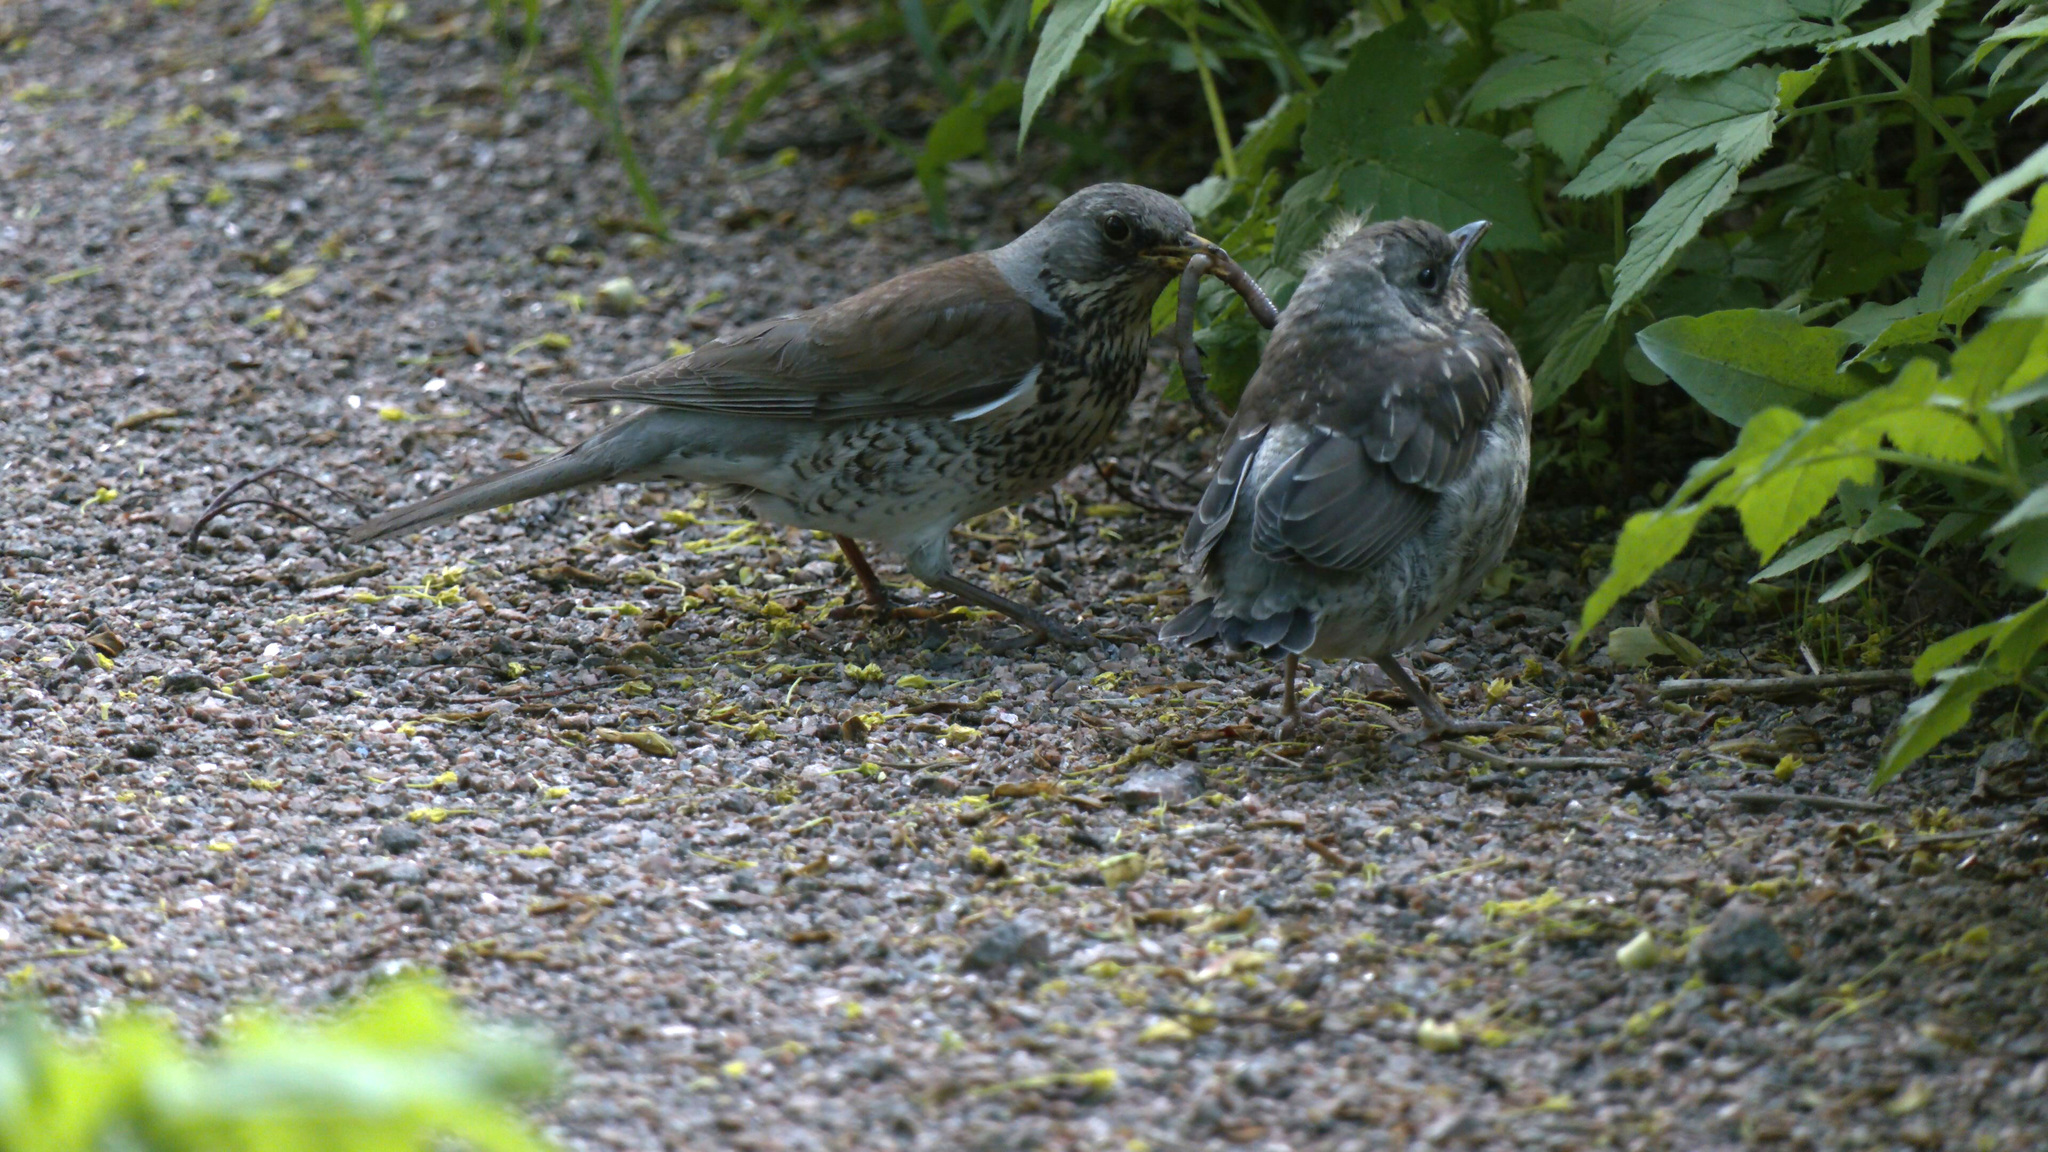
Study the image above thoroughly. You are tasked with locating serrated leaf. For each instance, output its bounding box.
[1816,560,1872,604]
[1959,141,2048,228]
[1532,304,1615,411]
[1534,84,1621,169]
[1606,625,1680,667]
[1334,126,1545,250]
[1832,0,1948,51]
[1466,54,1599,115]
[1302,26,1451,168]
[1875,666,2002,788]
[1990,597,2048,675]
[1564,68,1779,198]
[1580,504,1708,638]
[1913,620,2000,683]
[1608,159,1742,317]
[1018,0,1111,144]
[1635,309,1863,425]
[1610,0,1837,92]
[1752,526,1852,580]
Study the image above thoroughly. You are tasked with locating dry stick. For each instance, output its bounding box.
[186,466,369,547]
[1657,670,1915,698]
[1442,742,1639,771]
[1726,790,1892,814]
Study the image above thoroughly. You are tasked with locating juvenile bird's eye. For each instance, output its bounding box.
[1101,213,1133,245]
[1417,265,1440,291]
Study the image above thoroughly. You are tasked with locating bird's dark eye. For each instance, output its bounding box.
[1101,213,1133,245]
[1417,265,1441,291]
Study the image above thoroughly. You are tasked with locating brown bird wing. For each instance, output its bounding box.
[559,253,1045,422]
[1240,320,1516,572]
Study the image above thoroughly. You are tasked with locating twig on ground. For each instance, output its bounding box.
[1726,790,1892,814]
[1657,670,1915,698]
[490,379,565,446]
[187,466,369,547]
[1442,742,1638,771]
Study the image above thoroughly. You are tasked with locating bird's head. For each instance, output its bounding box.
[1297,217,1491,339]
[1001,183,1206,306]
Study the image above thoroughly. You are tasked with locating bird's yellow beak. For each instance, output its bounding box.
[1142,231,1220,271]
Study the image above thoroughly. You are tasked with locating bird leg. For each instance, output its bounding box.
[916,571,1094,650]
[1276,652,1306,740]
[833,534,894,609]
[1373,656,1504,738]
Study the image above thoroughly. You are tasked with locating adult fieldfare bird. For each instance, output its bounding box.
[1161,217,1529,733]
[350,184,1231,647]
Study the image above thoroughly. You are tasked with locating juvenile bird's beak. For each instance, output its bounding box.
[1448,220,1492,269]
[1142,231,1217,270]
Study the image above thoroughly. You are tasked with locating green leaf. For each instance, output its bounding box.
[1271,165,1343,269]
[1579,504,1709,640]
[1609,159,1743,316]
[1990,485,2048,536]
[1816,560,1871,603]
[1334,126,1545,251]
[1777,58,1828,108]
[1738,452,1878,561]
[1852,504,1924,543]
[1534,84,1621,169]
[1832,0,1948,51]
[1466,55,1599,115]
[1635,309,1863,425]
[1301,25,1450,169]
[1233,93,1309,185]
[1532,304,1616,410]
[1959,141,2048,228]
[1913,620,2000,683]
[1019,0,1112,145]
[1990,597,2048,675]
[1610,0,1837,92]
[2004,520,2048,587]
[1752,525,1852,579]
[1874,666,2002,788]
[1564,68,1779,198]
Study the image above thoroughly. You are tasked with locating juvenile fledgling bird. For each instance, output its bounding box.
[350,184,1225,647]
[1161,217,1529,734]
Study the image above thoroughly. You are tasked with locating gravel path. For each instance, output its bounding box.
[4,4,2046,1150]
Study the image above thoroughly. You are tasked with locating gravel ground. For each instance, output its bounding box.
[5,4,2048,1150]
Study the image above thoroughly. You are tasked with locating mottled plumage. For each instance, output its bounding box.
[1161,217,1530,732]
[349,184,1214,646]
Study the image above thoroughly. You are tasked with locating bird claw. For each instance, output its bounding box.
[986,622,1096,653]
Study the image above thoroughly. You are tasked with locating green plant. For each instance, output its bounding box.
[1582,150,2048,787]
[563,0,673,239]
[0,979,554,1152]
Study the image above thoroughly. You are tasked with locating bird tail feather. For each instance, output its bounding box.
[1161,600,1318,656]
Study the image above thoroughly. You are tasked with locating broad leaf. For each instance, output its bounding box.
[1833,0,1949,51]
[1019,0,1111,144]
[1874,665,2003,788]
[1610,0,1837,92]
[1532,304,1615,410]
[1913,620,2001,682]
[1579,504,1708,638]
[1565,68,1779,198]
[1752,525,1851,579]
[1609,159,1743,316]
[1534,84,1622,169]
[1817,560,1872,603]
[1991,596,2048,675]
[1302,26,1450,169]
[1466,55,1598,115]
[1959,141,2048,228]
[1634,309,1863,424]
[1335,126,1545,250]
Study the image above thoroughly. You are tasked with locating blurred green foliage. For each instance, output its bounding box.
[0,979,555,1152]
